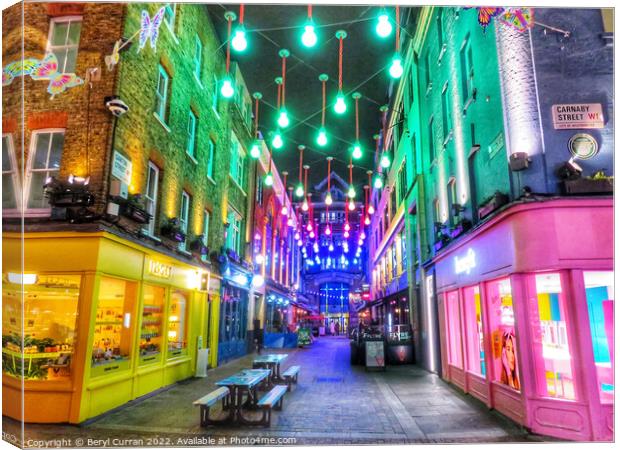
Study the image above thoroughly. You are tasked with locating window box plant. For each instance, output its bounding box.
[561,170,613,195]
[119,194,151,224]
[450,218,472,239]
[189,236,209,257]
[478,191,509,220]
[160,218,186,243]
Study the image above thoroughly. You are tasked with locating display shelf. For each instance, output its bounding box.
[2,348,72,359]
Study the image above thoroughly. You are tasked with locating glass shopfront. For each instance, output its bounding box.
[167,290,188,358]
[139,284,165,364]
[463,285,485,377]
[2,274,80,381]
[218,283,249,362]
[445,290,463,369]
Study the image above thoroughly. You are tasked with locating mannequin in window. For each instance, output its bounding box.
[501,330,520,390]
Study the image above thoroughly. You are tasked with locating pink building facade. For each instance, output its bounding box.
[432,197,613,441]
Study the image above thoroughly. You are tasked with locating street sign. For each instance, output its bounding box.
[552,104,604,129]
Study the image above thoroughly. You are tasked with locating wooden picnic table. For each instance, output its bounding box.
[252,354,288,384]
[215,368,271,425]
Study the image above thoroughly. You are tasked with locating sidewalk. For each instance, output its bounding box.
[3,337,538,446]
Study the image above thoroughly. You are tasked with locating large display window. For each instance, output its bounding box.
[91,277,136,376]
[463,285,485,376]
[139,284,165,364]
[531,273,575,400]
[2,274,80,380]
[445,290,463,368]
[486,278,520,391]
[167,290,188,358]
[583,271,614,403]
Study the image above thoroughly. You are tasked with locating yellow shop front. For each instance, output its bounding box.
[2,230,218,423]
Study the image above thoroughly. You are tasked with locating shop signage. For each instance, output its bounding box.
[112,151,132,184]
[454,248,476,275]
[148,259,172,279]
[488,132,505,159]
[552,103,604,129]
[568,133,599,160]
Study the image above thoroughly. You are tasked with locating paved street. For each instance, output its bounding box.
[3,337,550,446]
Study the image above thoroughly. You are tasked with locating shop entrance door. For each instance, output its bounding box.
[218,284,249,364]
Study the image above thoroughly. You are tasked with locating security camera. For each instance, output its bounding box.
[104,96,129,117]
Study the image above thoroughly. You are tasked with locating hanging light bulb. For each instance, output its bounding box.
[281,205,288,216]
[348,200,355,211]
[364,216,371,225]
[272,131,283,149]
[389,54,403,79]
[220,77,234,98]
[313,242,319,252]
[301,21,318,48]
[231,26,248,52]
[295,183,304,198]
[264,172,274,186]
[306,222,313,232]
[347,186,356,198]
[344,222,351,232]
[358,238,363,246]
[376,12,392,38]
[287,217,294,227]
[255,254,264,265]
[325,191,333,206]
[344,230,350,239]
[343,240,349,249]
[325,225,332,236]
[328,242,334,252]
[297,239,303,247]
[380,153,391,168]
[334,92,347,114]
[316,127,328,147]
[360,231,366,240]
[301,198,309,211]
[294,231,301,240]
[309,230,315,239]
[373,174,383,189]
[277,109,290,128]
[352,143,363,160]
[368,204,375,215]
[250,141,261,159]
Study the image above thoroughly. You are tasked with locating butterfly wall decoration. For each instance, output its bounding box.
[138,7,166,52]
[498,8,535,33]
[2,53,84,99]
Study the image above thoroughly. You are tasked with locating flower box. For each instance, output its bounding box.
[120,203,151,224]
[478,192,509,220]
[561,178,613,195]
[189,238,209,256]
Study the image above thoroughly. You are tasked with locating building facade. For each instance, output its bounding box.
[1,2,260,423]
[372,6,614,441]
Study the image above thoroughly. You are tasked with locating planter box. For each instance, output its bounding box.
[160,226,186,243]
[450,220,472,239]
[120,203,151,224]
[189,239,208,256]
[478,192,509,220]
[561,178,613,195]
[48,191,94,207]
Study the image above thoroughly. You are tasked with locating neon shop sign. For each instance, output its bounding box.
[454,248,476,275]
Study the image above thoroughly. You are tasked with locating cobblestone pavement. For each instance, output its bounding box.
[3,337,548,447]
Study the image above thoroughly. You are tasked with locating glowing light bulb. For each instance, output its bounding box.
[325,192,333,206]
[360,231,366,239]
[376,13,392,38]
[348,201,355,211]
[313,242,319,252]
[250,141,261,159]
[264,172,274,186]
[272,132,283,149]
[368,205,375,215]
[334,92,347,114]
[325,226,332,236]
[389,54,403,79]
[297,239,303,247]
[373,175,383,189]
[295,184,304,198]
[295,231,301,240]
[309,230,315,239]
[301,199,309,211]
[231,27,248,52]
[287,217,294,227]
[344,230,350,239]
[277,109,290,128]
[347,187,356,198]
[352,144,363,160]
[281,205,288,216]
[364,216,371,225]
[256,254,264,265]
[306,222,313,231]
[316,128,328,147]
[329,243,334,252]
[220,78,234,98]
[344,222,351,231]
[301,23,317,48]
[380,154,391,168]
[358,239,363,246]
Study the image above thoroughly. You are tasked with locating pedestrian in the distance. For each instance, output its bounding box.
[329,321,335,336]
[335,321,340,336]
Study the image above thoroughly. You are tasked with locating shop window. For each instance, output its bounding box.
[463,285,485,376]
[486,277,520,391]
[2,274,80,380]
[445,290,463,368]
[26,130,65,213]
[139,285,165,364]
[2,134,19,211]
[584,271,614,403]
[91,277,136,376]
[167,290,188,358]
[47,17,82,73]
[531,273,575,400]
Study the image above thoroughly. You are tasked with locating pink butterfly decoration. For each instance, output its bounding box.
[138,7,165,52]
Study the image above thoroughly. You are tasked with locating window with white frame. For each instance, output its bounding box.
[2,134,19,211]
[207,137,215,179]
[460,36,474,102]
[229,133,246,189]
[47,17,82,73]
[155,65,171,124]
[194,35,203,81]
[179,190,191,251]
[144,161,160,236]
[187,109,197,159]
[26,130,65,213]
[227,209,242,255]
[202,209,210,261]
[164,3,177,33]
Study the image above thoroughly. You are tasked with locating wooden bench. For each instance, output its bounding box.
[282,365,300,391]
[193,387,230,427]
[257,385,287,427]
